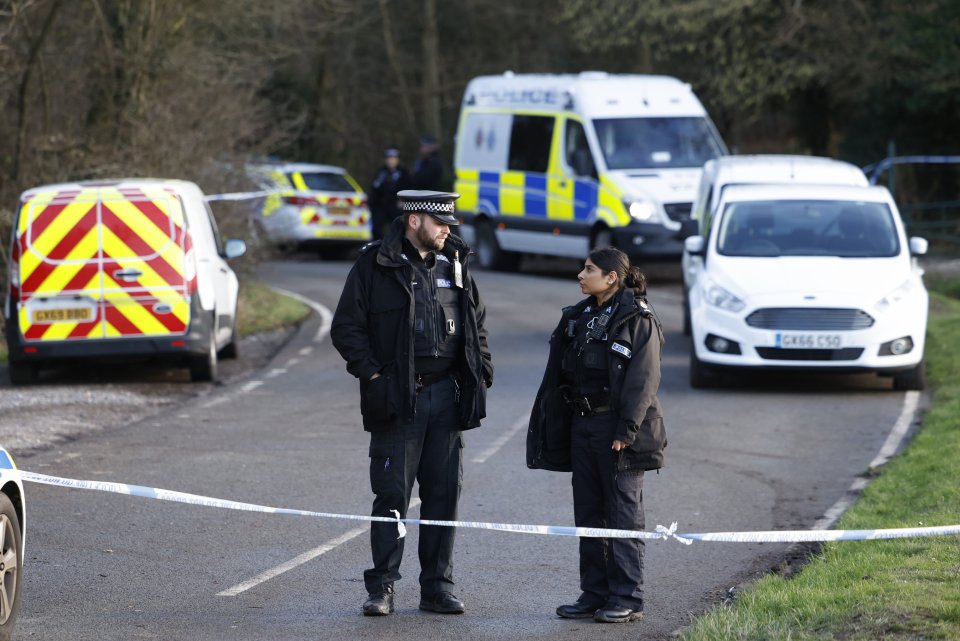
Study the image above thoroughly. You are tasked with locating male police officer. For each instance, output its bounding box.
[331,190,493,616]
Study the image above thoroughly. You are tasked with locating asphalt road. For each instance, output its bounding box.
[12,257,916,641]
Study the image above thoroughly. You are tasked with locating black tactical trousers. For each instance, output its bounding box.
[571,412,645,610]
[365,377,463,597]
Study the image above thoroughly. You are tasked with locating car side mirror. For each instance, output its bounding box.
[677,219,699,240]
[684,235,706,256]
[223,238,247,259]
[908,237,928,256]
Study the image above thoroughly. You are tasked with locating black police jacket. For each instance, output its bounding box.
[331,218,493,432]
[369,165,409,218]
[526,287,666,472]
[412,151,444,190]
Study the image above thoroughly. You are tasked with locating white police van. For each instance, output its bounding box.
[453,71,728,269]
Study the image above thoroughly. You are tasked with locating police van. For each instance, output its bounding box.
[4,179,246,385]
[453,71,728,269]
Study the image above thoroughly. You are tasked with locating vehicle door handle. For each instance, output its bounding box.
[113,269,143,282]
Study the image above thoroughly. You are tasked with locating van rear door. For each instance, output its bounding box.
[16,184,191,342]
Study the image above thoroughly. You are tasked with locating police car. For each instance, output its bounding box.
[0,448,24,641]
[247,162,372,254]
[684,183,929,389]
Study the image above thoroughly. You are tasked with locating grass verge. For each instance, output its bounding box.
[235,279,311,337]
[680,282,960,641]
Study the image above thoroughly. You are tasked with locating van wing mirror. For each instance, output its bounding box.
[684,235,706,256]
[908,236,928,256]
[223,238,247,259]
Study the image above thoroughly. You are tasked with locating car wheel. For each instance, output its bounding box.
[682,291,692,337]
[689,347,716,389]
[189,316,219,382]
[892,361,925,391]
[591,226,613,250]
[7,362,37,387]
[474,220,518,271]
[0,492,23,641]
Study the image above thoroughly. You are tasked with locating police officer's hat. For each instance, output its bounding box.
[397,190,460,225]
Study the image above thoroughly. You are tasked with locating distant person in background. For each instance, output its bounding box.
[412,134,445,190]
[369,147,409,241]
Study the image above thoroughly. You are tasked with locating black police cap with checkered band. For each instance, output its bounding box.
[397,190,460,225]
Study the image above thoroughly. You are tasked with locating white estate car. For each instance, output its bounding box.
[681,155,869,333]
[683,183,929,389]
[0,448,24,641]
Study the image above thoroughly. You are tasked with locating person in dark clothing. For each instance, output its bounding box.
[411,134,445,190]
[527,246,667,624]
[331,190,494,617]
[369,147,410,241]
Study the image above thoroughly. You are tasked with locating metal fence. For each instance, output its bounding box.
[864,155,960,252]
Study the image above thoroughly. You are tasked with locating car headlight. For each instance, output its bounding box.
[703,276,746,313]
[624,198,681,230]
[875,278,915,313]
[628,200,657,222]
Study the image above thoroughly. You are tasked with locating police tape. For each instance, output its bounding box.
[20,471,960,545]
[205,190,274,202]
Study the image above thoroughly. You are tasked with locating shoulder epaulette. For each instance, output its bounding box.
[359,240,383,255]
[638,298,653,317]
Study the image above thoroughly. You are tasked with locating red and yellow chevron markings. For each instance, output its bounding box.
[16,184,191,342]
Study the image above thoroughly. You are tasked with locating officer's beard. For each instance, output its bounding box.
[416,224,447,252]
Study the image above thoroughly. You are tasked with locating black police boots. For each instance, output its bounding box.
[594,603,644,623]
[419,592,466,614]
[362,586,395,616]
[556,597,604,619]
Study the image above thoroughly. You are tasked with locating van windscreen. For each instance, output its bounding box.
[593,117,725,170]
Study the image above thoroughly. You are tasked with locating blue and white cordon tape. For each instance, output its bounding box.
[204,190,274,202]
[20,471,960,545]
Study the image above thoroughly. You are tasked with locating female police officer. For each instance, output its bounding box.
[526,247,666,624]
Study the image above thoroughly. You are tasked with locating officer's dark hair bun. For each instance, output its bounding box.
[624,266,646,296]
[587,246,647,297]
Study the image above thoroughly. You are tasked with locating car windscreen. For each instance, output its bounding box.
[716,200,901,258]
[592,117,725,170]
[294,172,354,192]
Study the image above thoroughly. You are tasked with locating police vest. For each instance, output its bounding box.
[561,302,613,396]
[412,252,464,364]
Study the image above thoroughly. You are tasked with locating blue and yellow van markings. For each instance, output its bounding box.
[573,180,598,221]
[524,175,548,217]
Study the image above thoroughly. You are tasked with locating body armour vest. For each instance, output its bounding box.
[560,301,613,396]
[412,251,464,369]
